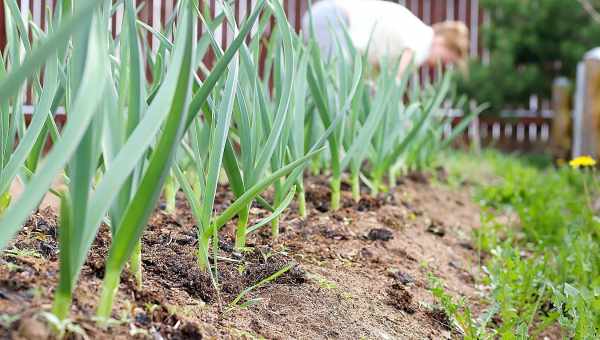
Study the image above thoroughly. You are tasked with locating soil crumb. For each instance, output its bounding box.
[367,228,394,241]
[387,284,417,314]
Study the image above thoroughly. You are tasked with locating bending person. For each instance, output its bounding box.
[302,0,469,77]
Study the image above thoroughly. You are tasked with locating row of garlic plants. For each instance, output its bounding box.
[0,0,480,323]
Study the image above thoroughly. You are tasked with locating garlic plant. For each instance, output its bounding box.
[0,0,480,323]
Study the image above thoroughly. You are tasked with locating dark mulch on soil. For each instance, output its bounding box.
[1,172,490,339]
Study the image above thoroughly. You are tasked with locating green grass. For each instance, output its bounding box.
[438,150,599,339]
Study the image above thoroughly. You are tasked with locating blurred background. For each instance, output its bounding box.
[2,0,600,159]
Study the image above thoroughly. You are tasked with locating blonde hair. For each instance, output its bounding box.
[432,21,470,71]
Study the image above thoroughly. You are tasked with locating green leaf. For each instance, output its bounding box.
[198,49,239,231]
[211,148,323,232]
[0,0,101,102]
[102,1,195,277]
[246,186,296,235]
[0,11,108,249]
[0,55,60,196]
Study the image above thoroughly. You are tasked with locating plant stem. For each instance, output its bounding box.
[234,204,250,250]
[96,269,120,319]
[389,168,396,187]
[271,179,282,239]
[188,170,202,194]
[372,175,382,196]
[311,157,320,176]
[53,190,72,321]
[351,170,360,202]
[130,240,142,290]
[197,233,211,271]
[164,174,177,213]
[330,175,341,210]
[297,184,307,218]
[271,215,280,240]
[583,169,593,210]
[51,290,72,321]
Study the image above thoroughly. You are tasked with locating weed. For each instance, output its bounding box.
[40,312,88,340]
[129,324,149,337]
[227,263,294,311]
[144,303,161,315]
[428,274,495,339]
[307,273,338,290]
[1,260,21,272]
[445,151,600,338]
[2,248,42,259]
[228,327,267,340]
[0,314,19,329]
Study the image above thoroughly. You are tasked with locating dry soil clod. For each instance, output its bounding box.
[426,220,446,237]
[367,228,394,241]
[387,283,416,314]
[14,317,49,340]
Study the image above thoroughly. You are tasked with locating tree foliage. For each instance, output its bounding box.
[458,0,600,114]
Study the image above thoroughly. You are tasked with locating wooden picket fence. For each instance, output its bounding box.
[2,0,557,153]
[0,0,486,63]
[0,0,486,106]
[458,116,553,153]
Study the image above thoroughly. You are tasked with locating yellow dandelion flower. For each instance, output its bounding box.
[569,156,597,169]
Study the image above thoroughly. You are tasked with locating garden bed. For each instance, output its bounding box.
[1,172,485,339]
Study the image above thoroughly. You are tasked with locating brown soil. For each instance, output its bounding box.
[1,172,486,339]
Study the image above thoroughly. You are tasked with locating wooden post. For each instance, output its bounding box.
[579,48,600,158]
[469,100,481,152]
[549,77,572,160]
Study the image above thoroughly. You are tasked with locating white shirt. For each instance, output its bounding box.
[334,0,434,65]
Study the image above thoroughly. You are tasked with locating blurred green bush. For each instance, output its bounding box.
[458,0,600,114]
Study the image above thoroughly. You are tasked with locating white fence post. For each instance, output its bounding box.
[573,62,585,158]
[573,48,600,158]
